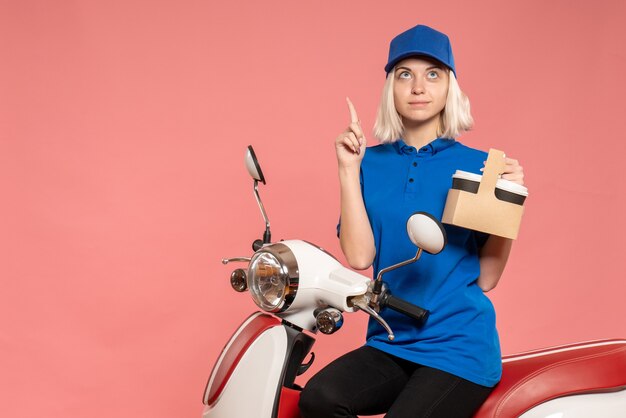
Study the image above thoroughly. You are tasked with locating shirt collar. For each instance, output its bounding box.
[392,137,456,156]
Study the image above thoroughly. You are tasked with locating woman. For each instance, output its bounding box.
[299,24,525,418]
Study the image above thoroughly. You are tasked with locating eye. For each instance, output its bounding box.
[398,71,411,79]
[427,70,439,79]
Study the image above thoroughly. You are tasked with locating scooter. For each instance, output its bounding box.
[202,146,626,418]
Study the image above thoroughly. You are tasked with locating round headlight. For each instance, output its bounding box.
[247,244,298,313]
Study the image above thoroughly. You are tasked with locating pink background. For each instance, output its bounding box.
[2,1,625,417]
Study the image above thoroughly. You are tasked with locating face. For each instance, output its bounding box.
[392,56,449,126]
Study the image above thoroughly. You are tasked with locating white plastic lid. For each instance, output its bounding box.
[453,170,528,197]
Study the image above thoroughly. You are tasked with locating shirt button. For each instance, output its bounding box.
[421,147,429,152]
[412,162,417,167]
[409,178,414,183]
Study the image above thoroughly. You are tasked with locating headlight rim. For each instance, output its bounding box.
[247,243,299,313]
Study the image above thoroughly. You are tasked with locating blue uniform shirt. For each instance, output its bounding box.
[339,137,502,387]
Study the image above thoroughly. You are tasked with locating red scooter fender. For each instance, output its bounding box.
[202,312,313,418]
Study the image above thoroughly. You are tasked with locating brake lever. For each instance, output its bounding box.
[351,295,395,341]
[222,257,252,264]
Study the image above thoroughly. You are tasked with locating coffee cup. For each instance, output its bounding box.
[451,170,528,206]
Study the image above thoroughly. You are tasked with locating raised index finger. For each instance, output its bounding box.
[346,97,359,124]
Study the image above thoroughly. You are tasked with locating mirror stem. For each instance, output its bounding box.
[373,248,423,295]
[253,180,272,243]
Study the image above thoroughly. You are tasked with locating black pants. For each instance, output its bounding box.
[299,346,494,418]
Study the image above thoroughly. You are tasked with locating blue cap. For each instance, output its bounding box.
[385,24,456,77]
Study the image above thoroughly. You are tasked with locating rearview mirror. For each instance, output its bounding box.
[245,146,266,184]
[406,212,447,255]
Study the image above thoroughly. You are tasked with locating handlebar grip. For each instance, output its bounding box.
[382,294,429,324]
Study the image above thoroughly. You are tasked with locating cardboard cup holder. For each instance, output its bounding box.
[451,171,528,206]
[442,149,527,239]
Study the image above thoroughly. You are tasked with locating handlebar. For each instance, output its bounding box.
[380,293,429,324]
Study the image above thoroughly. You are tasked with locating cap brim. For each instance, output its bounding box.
[385,51,454,75]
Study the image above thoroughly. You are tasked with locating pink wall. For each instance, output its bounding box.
[2,1,625,417]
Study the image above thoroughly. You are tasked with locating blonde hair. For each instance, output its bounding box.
[373,67,474,143]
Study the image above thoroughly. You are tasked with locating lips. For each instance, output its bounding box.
[409,101,430,105]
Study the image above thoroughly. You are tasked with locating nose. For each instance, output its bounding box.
[411,77,425,94]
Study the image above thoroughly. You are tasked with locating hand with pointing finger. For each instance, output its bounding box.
[335,97,367,169]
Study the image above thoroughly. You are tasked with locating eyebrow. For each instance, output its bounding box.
[395,65,444,72]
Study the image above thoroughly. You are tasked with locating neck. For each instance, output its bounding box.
[401,115,442,148]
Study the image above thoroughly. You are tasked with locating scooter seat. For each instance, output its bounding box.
[474,339,626,418]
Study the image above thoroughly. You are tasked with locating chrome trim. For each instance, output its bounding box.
[222,257,252,264]
[248,243,299,313]
[375,248,422,283]
[230,268,247,292]
[351,294,395,341]
[316,308,344,334]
